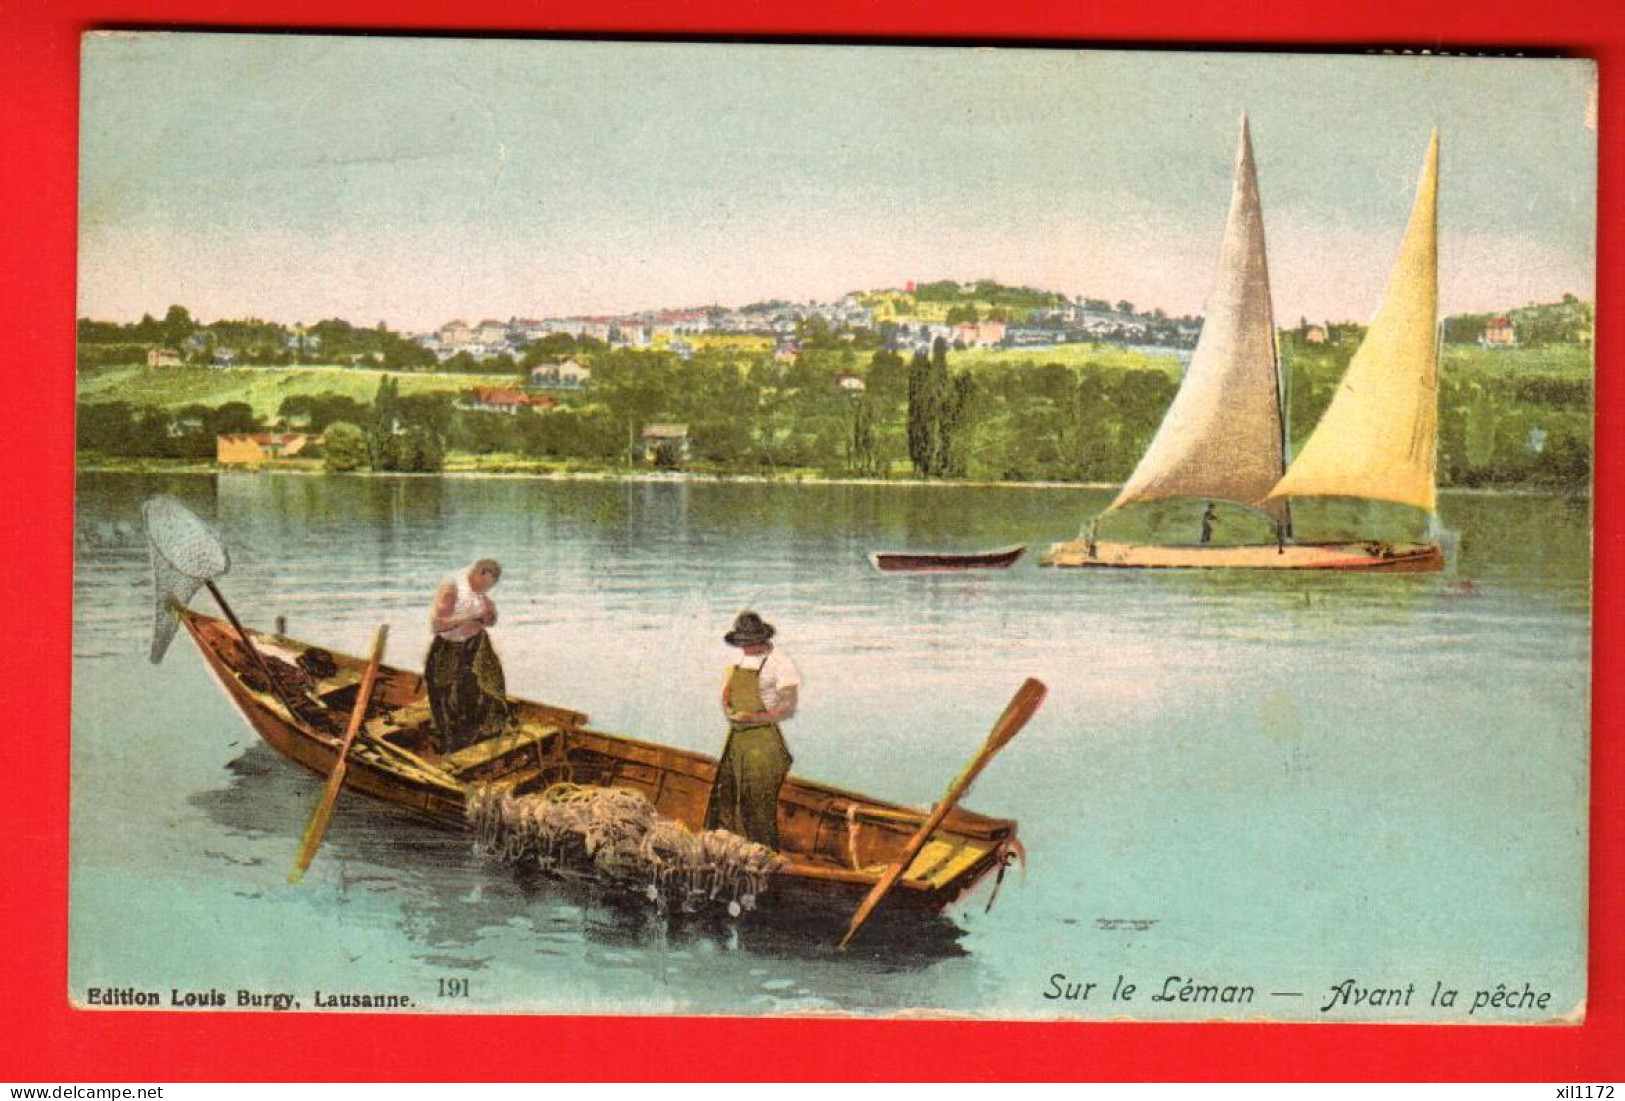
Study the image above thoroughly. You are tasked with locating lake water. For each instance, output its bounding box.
[70,472,1591,1021]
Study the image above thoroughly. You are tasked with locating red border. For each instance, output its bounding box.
[4,0,1620,1082]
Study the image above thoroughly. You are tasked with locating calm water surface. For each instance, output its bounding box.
[70,473,1590,1020]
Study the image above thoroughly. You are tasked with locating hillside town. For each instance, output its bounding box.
[87,280,1216,377]
[101,281,1595,382]
[413,282,1202,365]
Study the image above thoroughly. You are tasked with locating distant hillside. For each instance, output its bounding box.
[856,279,1200,347]
[76,289,1595,379]
[1442,295,1594,347]
[76,364,520,417]
[1277,295,1593,358]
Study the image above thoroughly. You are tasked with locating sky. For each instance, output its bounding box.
[78,34,1597,332]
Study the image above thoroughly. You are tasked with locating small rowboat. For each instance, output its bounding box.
[178,608,1020,923]
[868,544,1027,573]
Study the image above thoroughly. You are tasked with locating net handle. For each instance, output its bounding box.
[196,579,311,725]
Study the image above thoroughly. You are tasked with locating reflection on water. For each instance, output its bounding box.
[71,473,1590,1019]
[191,743,968,972]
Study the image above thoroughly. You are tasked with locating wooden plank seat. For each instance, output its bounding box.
[347,736,460,791]
[363,698,434,739]
[482,767,545,795]
[355,698,439,760]
[440,723,563,778]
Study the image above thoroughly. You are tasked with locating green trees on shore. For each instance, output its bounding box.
[845,395,881,477]
[276,393,370,432]
[907,338,974,477]
[322,423,368,472]
[75,339,1593,490]
[366,376,447,472]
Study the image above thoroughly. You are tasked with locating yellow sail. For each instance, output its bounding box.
[1109,115,1287,521]
[1267,131,1440,513]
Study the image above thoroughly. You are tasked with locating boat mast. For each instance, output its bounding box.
[1426,317,1444,541]
[1271,321,1294,542]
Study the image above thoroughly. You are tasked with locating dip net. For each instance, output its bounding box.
[467,783,784,915]
[143,495,231,664]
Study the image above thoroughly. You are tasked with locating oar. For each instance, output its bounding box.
[837,677,1047,951]
[289,624,389,884]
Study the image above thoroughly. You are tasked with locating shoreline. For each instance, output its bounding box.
[72,459,1590,497]
[74,458,1118,491]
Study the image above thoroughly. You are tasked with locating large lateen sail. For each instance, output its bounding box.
[1268,131,1440,514]
[1108,114,1287,522]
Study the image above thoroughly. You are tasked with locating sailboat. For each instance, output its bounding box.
[1041,119,1445,572]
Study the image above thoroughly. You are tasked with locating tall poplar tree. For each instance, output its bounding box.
[906,349,935,476]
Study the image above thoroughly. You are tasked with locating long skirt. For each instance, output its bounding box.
[703,723,791,850]
[425,632,509,754]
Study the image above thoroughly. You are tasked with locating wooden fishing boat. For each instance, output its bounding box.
[869,544,1026,572]
[178,608,1020,921]
[1042,540,1443,571]
[1042,120,1445,573]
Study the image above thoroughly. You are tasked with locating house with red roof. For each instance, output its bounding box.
[458,388,555,414]
[1482,316,1516,347]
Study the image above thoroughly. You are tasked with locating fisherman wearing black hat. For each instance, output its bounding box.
[705,611,800,850]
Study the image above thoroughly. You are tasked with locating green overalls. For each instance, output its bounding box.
[425,630,510,753]
[704,660,792,850]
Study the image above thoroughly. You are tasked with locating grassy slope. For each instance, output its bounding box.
[76,364,526,418]
[75,345,1188,419]
[946,339,1589,380]
[1438,344,1593,379]
[939,342,1185,375]
[77,342,1590,424]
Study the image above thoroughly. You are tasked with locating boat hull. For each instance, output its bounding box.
[1039,539,1445,572]
[869,545,1026,572]
[179,611,1017,922]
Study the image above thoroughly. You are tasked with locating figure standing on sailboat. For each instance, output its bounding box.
[1043,117,1445,572]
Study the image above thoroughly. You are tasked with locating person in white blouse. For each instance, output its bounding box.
[424,559,509,754]
[704,611,801,849]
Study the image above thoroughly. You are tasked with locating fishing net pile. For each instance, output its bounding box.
[231,646,333,695]
[467,782,784,914]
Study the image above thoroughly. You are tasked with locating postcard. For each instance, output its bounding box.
[71,33,1596,1022]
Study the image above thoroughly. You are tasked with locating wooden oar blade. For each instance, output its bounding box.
[289,772,345,883]
[990,678,1047,752]
[939,676,1048,807]
[837,677,1047,951]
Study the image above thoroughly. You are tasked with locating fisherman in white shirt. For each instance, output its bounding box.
[705,611,800,849]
